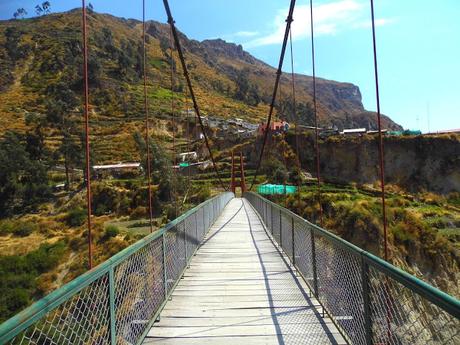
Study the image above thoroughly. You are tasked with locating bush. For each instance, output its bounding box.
[130,206,148,220]
[0,220,15,236]
[13,222,37,237]
[66,208,87,227]
[194,183,211,203]
[0,241,66,321]
[101,225,120,242]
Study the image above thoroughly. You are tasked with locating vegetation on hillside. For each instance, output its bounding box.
[259,133,460,298]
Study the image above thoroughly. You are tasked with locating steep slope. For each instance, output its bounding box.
[0,9,401,146]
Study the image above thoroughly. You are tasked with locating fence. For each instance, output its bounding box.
[244,192,460,345]
[0,192,234,345]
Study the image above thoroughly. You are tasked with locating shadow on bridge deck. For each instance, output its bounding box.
[143,198,346,345]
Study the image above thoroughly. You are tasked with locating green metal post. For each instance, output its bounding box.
[270,204,274,235]
[162,233,168,298]
[279,209,283,248]
[362,256,373,345]
[310,228,319,297]
[109,267,116,345]
[203,205,206,233]
[291,217,295,266]
[195,211,198,245]
[183,222,187,265]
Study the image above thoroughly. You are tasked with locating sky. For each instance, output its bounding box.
[1,0,459,132]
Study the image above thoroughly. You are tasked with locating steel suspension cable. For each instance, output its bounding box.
[309,0,323,226]
[81,0,93,269]
[142,0,154,233]
[162,0,227,191]
[370,0,389,262]
[249,0,296,191]
[289,28,302,212]
[169,26,178,218]
[370,5,392,340]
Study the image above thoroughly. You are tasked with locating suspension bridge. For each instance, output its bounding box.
[0,0,459,344]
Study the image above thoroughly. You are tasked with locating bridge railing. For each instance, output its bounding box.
[244,192,460,345]
[0,192,234,345]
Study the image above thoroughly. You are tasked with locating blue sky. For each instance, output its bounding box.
[1,0,459,131]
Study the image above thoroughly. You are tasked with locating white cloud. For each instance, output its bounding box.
[243,0,393,48]
[352,18,395,29]
[221,30,260,42]
[233,31,260,37]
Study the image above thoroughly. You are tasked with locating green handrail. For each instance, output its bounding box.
[244,192,460,320]
[0,192,233,344]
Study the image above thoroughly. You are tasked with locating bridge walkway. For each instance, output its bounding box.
[143,198,346,344]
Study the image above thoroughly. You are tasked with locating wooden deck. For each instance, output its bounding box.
[143,198,346,344]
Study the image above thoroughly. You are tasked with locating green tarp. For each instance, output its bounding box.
[257,184,297,195]
[179,162,190,167]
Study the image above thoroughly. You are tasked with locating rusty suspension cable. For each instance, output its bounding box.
[81,0,93,269]
[309,0,324,226]
[142,0,154,233]
[169,26,178,218]
[162,0,227,191]
[249,0,296,191]
[289,29,302,212]
[370,0,389,262]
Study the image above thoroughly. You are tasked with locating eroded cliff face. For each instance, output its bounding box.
[292,134,460,194]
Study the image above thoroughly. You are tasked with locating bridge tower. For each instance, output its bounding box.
[230,151,246,194]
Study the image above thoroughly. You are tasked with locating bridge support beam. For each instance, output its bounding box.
[230,151,247,194]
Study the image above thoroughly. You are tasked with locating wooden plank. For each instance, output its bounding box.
[143,198,346,345]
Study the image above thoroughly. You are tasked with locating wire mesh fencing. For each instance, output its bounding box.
[244,192,460,345]
[0,192,233,345]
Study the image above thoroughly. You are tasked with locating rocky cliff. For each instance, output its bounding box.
[291,133,460,194]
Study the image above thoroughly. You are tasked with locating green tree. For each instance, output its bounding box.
[45,82,81,190]
[133,132,174,202]
[0,132,51,216]
[42,1,51,14]
[234,68,249,101]
[35,5,43,16]
[13,8,27,20]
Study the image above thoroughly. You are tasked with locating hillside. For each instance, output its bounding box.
[0,9,401,163]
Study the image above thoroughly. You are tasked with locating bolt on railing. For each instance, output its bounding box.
[244,191,460,345]
[0,192,234,345]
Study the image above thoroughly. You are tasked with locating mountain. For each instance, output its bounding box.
[0,9,401,155]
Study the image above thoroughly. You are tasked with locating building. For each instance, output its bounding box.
[92,162,142,179]
[178,151,198,162]
[258,121,289,135]
[341,128,367,136]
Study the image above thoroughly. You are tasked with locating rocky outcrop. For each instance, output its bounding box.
[292,134,460,194]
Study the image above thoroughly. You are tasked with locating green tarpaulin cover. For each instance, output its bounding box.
[257,184,297,195]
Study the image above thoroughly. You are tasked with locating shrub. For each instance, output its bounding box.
[0,220,15,236]
[130,206,147,220]
[13,222,37,237]
[101,225,120,242]
[66,208,87,227]
[0,241,66,321]
[194,183,211,203]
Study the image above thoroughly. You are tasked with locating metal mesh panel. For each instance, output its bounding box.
[314,235,367,345]
[196,208,204,241]
[164,222,186,293]
[184,215,195,262]
[243,192,459,345]
[10,274,111,345]
[368,266,460,345]
[281,211,293,260]
[272,205,281,243]
[293,219,315,289]
[114,237,164,344]
[2,193,233,345]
